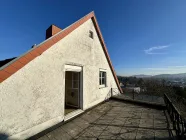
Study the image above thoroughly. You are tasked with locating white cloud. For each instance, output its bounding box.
[144,45,169,54]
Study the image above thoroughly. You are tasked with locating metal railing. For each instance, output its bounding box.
[112,89,165,105]
[164,93,186,139]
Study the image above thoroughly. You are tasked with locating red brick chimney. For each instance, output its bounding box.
[46,25,62,39]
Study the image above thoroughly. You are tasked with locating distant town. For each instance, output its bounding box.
[117,73,186,100]
[119,72,186,87]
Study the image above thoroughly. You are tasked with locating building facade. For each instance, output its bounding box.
[0,12,122,139]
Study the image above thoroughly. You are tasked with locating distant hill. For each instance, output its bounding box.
[152,73,186,79]
[132,74,152,78]
[132,73,186,79]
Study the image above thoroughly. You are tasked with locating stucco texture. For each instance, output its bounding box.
[0,19,119,138]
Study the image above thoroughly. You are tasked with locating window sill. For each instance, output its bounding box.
[99,86,108,89]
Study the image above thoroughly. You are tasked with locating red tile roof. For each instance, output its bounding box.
[0,11,123,93]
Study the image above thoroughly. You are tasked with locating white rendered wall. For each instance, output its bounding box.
[0,19,119,139]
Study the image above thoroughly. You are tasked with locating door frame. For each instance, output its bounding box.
[65,71,80,108]
[64,64,83,115]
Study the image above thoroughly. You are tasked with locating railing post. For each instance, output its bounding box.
[133,90,134,100]
[184,120,186,137]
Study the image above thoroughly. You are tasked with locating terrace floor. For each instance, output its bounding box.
[36,100,175,140]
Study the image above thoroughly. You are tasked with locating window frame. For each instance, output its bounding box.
[89,30,94,39]
[99,70,107,88]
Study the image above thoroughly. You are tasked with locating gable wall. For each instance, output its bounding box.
[0,19,119,138]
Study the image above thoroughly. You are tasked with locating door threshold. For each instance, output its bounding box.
[64,109,84,121]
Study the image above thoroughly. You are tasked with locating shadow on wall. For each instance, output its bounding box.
[0,133,9,140]
[105,88,120,101]
[104,88,120,101]
[104,88,112,101]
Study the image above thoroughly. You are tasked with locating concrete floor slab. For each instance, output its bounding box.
[136,128,155,140]
[36,100,175,140]
[116,128,137,140]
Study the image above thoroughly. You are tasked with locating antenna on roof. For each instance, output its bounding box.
[31,44,37,48]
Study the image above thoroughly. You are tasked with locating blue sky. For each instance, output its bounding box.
[0,0,186,76]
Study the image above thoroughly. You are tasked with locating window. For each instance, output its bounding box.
[89,30,93,39]
[99,71,106,87]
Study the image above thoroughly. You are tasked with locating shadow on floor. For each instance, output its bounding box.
[65,105,79,115]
